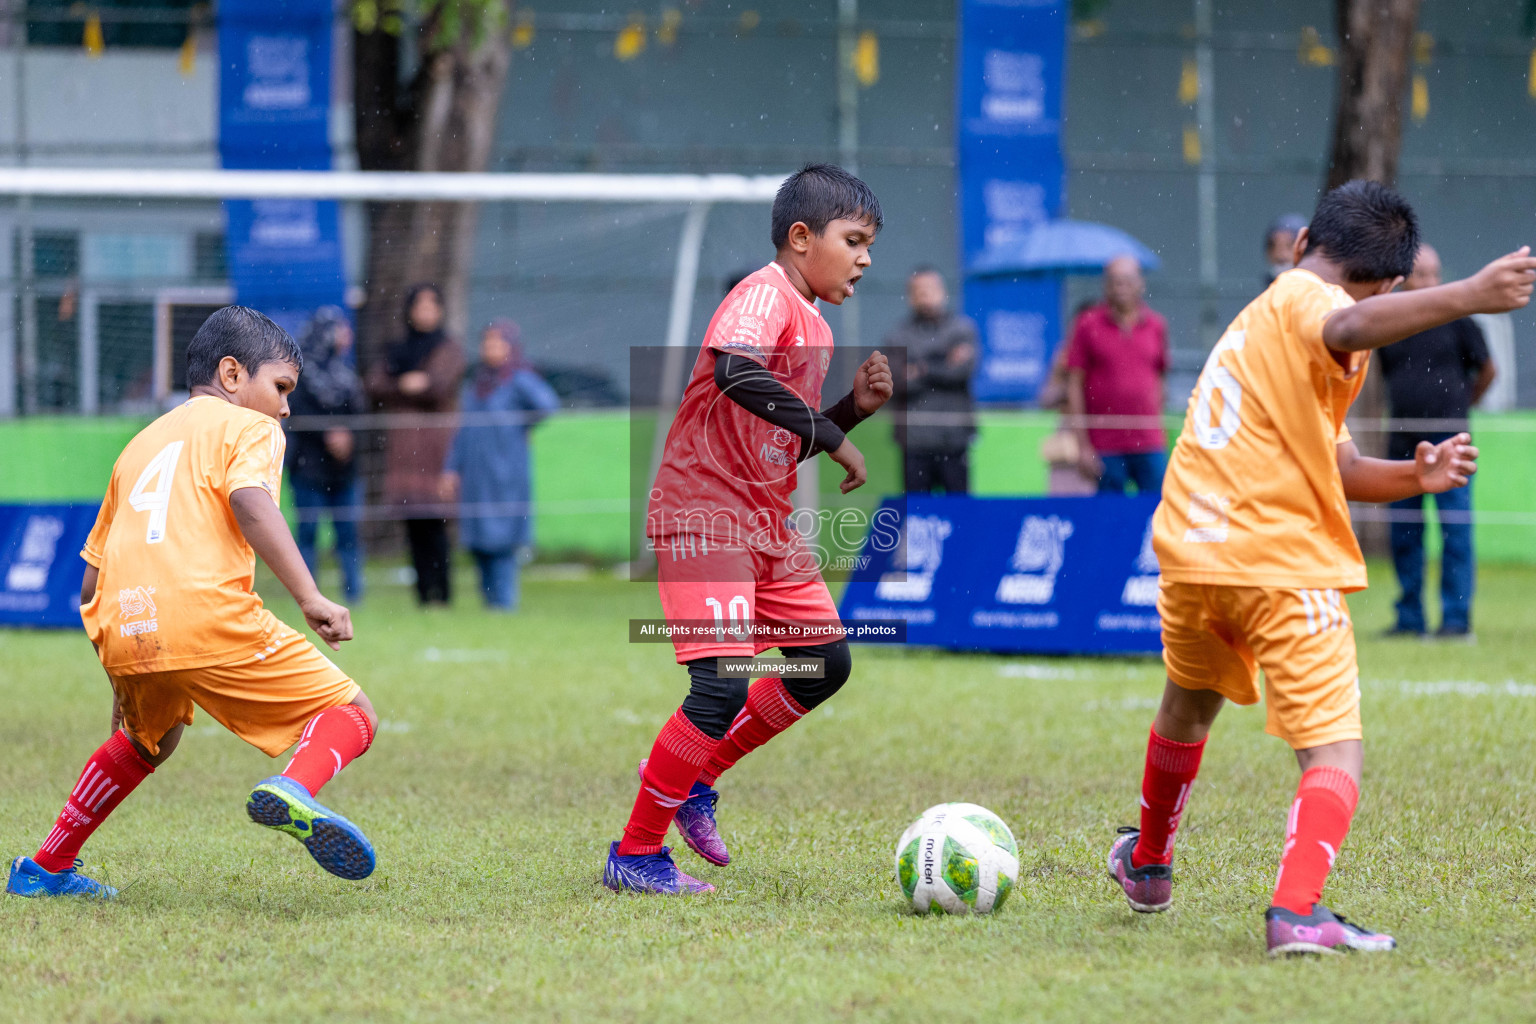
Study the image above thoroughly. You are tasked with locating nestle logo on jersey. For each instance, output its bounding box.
[118,585,159,638]
[760,442,796,467]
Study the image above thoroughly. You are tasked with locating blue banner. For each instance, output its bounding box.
[0,505,98,629]
[218,0,344,318]
[958,0,1067,404]
[838,495,1162,655]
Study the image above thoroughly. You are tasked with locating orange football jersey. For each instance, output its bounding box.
[1153,269,1369,591]
[81,396,287,673]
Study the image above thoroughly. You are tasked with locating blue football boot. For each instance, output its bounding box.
[7,856,116,899]
[603,842,715,894]
[246,776,375,880]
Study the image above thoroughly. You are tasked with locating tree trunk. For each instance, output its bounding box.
[1327,0,1420,556]
[353,6,513,365]
[351,5,512,551]
[1326,0,1421,190]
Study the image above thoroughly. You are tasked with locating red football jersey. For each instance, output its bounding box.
[648,261,834,556]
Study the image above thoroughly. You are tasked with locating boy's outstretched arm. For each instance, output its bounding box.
[229,487,353,649]
[1324,247,1536,353]
[1336,433,1478,504]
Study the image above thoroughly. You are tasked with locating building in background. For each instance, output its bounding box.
[3,0,1535,416]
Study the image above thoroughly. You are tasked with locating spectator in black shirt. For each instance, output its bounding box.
[287,306,367,602]
[1378,244,1497,638]
[887,267,978,494]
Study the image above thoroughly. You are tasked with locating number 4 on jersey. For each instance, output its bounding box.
[1193,330,1246,450]
[128,441,185,544]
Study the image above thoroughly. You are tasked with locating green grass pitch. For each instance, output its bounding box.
[3,563,1535,1022]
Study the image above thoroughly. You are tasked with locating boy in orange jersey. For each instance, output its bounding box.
[8,306,380,899]
[1105,181,1536,955]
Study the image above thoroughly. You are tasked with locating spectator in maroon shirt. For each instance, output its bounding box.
[1065,255,1169,495]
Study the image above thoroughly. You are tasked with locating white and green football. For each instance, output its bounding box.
[894,802,1020,915]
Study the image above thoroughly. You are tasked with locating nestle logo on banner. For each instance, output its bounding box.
[1120,517,1160,607]
[983,180,1047,251]
[981,310,1047,387]
[996,515,1072,605]
[982,50,1046,125]
[244,35,312,111]
[4,515,63,594]
[876,515,952,602]
[251,200,321,247]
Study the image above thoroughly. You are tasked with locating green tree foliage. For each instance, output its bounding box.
[351,0,507,48]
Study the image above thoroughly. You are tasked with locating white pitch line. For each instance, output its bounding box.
[419,647,511,663]
[1383,680,1536,698]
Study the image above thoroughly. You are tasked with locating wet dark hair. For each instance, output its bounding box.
[770,163,883,250]
[185,306,302,388]
[1303,180,1419,283]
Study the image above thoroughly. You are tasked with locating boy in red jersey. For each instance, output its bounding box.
[8,307,379,899]
[605,164,894,893]
[1104,181,1536,954]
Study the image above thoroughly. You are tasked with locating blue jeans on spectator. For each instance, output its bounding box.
[472,548,520,610]
[1098,451,1167,496]
[1389,481,1473,633]
[292,478,365,602]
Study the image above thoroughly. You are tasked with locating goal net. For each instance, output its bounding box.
[0,167,794,565]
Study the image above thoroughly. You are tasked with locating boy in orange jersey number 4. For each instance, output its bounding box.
[1107,181,1536,955]
[8,307,380,899]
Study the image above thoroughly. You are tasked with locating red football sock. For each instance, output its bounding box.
[281,704,374,797]
[1131,727,1206,868]
[698,677,807,786]
[618,710,719,856]
[35,731,153,873]
[1271,765,1359,915]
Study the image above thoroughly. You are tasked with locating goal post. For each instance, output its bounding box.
[0,166,788,563]
[0,166,783,398]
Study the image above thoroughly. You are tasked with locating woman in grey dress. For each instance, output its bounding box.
[440,320,559,610]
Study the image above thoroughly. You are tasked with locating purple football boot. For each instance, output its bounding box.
[1265,904,1396,956]
[1107,826,1173,913]
[637,759,730,866]
[603,842,715,894]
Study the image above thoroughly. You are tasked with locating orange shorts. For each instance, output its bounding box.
[110,625,360,758]
[1158,580,1362,750]
[655,536,843,663]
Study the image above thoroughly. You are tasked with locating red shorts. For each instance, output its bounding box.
[655,535,843,663]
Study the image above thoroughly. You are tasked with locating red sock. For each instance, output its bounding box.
[1131,727,1206,868]
[1272,765,1358,915]
[35,731,153,873]
[281,704,374,797]
[618,710,718,856]
[698,677,806,786]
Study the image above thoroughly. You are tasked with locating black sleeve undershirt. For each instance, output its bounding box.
[713,351,869,462]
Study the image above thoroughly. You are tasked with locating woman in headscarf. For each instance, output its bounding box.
[367,283,466,607]
[440,320,559,610]
[286,306,367,601]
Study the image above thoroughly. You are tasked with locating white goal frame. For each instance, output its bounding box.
[0,167,790,557]
[0,165,782,360]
